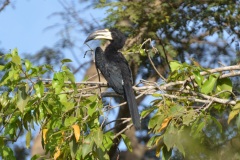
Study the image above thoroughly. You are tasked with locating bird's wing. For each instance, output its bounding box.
[118,53,141,129]
[118,53,133,84]
[95,47,124,94]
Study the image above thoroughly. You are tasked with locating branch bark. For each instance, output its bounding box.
[0,0,10,12]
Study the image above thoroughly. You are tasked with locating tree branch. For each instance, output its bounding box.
[0,0,10,12]
[40,64,240,108]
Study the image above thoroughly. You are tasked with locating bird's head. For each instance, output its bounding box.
[84,28,126,50]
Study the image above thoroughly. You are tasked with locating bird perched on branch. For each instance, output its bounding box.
[84,28,141,129]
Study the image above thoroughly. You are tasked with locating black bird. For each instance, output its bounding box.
[84,28,141,129]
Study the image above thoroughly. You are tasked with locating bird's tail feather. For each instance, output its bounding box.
[123,83,141,130]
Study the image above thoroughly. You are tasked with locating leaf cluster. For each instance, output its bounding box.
[144,61,240,159]
[98,0,240,67]
[0,49,112,159]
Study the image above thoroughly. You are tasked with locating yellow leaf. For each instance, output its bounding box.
[61,131,65,143]
[42,129,48,144]
[228,109,240,124]
[54,146,61,160]
[233,102,240,110]
[155,136,163,157]
[156,144,161,157]
[191,58,200,67]
[72,124,80,142]
[26,130,31,149]
[158,117,172,132]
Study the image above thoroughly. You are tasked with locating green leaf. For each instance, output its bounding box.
[148,114,165,130]
[29,66,39,77]
[147,135,157,148]
[23,112,32,130]
[161,146,172,160]
[96,147,109,160]
[58,94,75,112]
[163,123,185,156]
[216,77,232,98]
[64,117,77,127]
[147,135,163,148]
[212,103,224,111]
[193,70,203,87]
[88,101,97,117]
[52,72,64,94]
[0,65,5,70]
[16,86,29,113]
[236,114,240,130]
[93,128,103,147]
[69,137,78,159]
[1,146,15,160]
[25,59,32,71]
[141,106,157,118]
[102,132,113,150]
[61,58,72,64]
[169,105,185,117]
[175,137,185,156]
[99,0,106,3]
[121,134,133,152]
[228,102,240,124]
[152,93,162,97]
[31,155,40,160]
[182,109,196,126]
[139,48,145,56]
[233,101,240,110]
[0,92,9,108]
[11,48,21,65]
[228,110,240,124]
[211,117,222,133]
[82,136,93,158]
[163,122,176,151]
[0,70,14,85]
[26,130,31,149]
[45,64,53,70]
[34,81,44,98]
[191,121,205,138]
[201,74,219,94]
[169,61,182,72]
[0,136,3,146]
[216,77,232,91]
[64,69,75,83]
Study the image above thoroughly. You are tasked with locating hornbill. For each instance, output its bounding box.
[84,28,141,129]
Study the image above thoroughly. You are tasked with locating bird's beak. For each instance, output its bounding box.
[84,29,113,43]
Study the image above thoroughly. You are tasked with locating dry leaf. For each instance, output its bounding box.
[72,124,80,142]
[42,129,48,144]
[54,146,61,160]
[228,109,240,124]
[158,117,172,132]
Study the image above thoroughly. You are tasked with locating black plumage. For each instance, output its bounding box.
[84,28,141,129]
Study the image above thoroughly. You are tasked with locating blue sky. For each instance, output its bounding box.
[0,1,104,55]
[0,0,63,54]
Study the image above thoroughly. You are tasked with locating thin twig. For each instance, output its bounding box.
[158,37,171,72]
[147,51,167,81]
[0,0,9,12]
[104,118,131,133]
[140,38,167,81]
[113,123,133,139]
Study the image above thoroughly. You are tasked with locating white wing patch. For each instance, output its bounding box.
[122,80,124,85]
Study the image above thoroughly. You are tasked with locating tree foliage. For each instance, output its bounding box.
[0,49,110,159]
[1,0,240,159]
